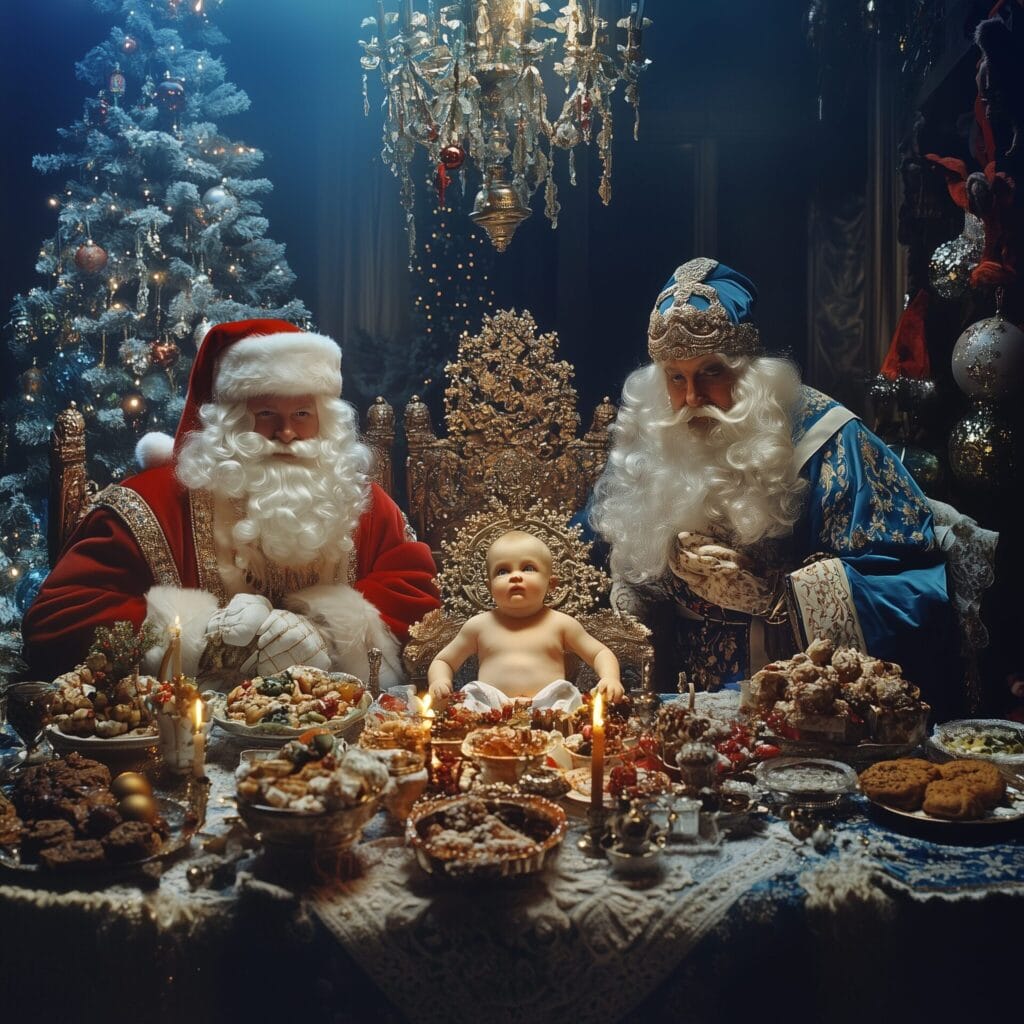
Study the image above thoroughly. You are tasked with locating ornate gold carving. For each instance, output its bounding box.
[48,403,95,563]
[404,309,615,556]
[647,259,761,363]
[94,485,182,588]
[402,497,653,688]
[436,498,608,620]
[365,396,395,497]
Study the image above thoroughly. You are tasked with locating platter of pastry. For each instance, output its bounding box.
[858,757,1024,827]
[45,723,159,754]
[210,666,372,745]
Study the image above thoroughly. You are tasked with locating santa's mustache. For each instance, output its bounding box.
[244,435,322,461]
[653,401,750,431]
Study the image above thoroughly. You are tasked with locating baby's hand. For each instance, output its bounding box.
[428,679,453,703]
[595,677,625,703]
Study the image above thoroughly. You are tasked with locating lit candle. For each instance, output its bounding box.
[420,693,434,773]
[590,691,605,814]
[170,616,182,680]
[191,697,206,778]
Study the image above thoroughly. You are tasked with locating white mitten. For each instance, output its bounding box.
[672,532,773,615]
[253,609,331,675]
[204,593,273,648]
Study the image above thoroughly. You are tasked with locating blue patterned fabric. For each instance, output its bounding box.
[656,261,758,323]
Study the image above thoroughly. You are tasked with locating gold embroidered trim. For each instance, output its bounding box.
[94,484,181,588]
[190,488,227,606]
[786,557,866,652]
[648,258,761,362]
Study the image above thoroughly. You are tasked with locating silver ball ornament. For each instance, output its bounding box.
[948,401,1016,489]
[951,315,1024,400]
[201,186,237,216]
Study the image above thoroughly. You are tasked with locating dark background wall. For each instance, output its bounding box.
[0,0,830,418]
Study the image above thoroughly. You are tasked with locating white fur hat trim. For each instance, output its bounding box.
[136,431,176,469]
[214,330,342,402]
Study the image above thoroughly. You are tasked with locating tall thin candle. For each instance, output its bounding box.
[590,691,605,814]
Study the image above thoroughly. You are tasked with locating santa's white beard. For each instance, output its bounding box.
[177,400,371,570]
[229,438,353,566]
[591,359,808,584]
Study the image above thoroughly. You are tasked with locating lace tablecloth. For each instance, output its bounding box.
[3,715,1023,1024]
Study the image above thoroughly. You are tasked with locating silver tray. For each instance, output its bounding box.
[45,723,159,755]
[0,796,196,877]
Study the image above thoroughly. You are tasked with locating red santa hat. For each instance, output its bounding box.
[135,318,343,470]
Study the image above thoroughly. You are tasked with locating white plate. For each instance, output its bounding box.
[45,723,159,754]
[929,718,1024,766]
[563,766,671,808]
[210,691,372,746]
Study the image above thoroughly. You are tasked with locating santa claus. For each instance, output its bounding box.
[591,258,965,714]
[23,319,439,686]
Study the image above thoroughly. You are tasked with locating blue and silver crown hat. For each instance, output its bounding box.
[647,257,761,362]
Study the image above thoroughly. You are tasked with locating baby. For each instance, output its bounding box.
[427,530,624,711]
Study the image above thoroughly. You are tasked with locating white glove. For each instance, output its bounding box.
[671,532,773,615]
[204,593,273,648]
[252,609,331,675]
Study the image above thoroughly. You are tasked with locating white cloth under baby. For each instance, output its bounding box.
[459,680,583,714]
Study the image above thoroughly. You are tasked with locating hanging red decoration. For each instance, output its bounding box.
[74,241,109,274]
[440,144,465,171]
[122,35,138,54]
[150,338,181,369]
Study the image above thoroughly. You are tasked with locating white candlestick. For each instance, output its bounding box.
[191,698,206,778]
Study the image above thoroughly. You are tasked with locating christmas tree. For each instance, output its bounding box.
[0,0,310,646]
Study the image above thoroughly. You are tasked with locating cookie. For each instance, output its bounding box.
[937,759,1005,808]
[922,778,987,820]
[859,759,938,811]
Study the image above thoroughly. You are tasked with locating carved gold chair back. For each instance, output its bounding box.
[402,496,653,690]
[47,400,398,565]
[403,309,616,565]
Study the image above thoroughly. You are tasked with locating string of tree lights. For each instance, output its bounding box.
[0,0,310,657]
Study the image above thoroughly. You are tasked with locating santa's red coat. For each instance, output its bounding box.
[22,465,439,679]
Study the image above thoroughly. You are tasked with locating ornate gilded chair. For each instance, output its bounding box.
[403,308,617,563]
[402,494,654,692]
[47,399,400,564]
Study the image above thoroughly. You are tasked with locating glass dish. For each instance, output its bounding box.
[755,756,858,809]
[929,719,1024,767]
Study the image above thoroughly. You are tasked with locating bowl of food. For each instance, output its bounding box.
[406,793,567,879]
[235,739,389,852]
[460,726,557,785]
[929,719,1024,766]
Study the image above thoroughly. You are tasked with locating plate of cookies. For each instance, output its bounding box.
[858,757,1024,826]
[0,754,199,878]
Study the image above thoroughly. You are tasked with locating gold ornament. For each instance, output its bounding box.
[120,392,148,425]
[469,166,532,253]
[111,771,153,800]
[118,793,159,823]
[20,363,44,396]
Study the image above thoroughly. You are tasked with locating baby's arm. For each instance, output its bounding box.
[427,617,482,702]
[561,614,624,701]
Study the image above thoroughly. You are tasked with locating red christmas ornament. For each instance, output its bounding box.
[122,35,138,54]
[440,144,466,171]
[150,338,181,369]
[96,96,109,124]
[75,241,109,274]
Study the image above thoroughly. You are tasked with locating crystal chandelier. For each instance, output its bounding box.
[358,2,652,254]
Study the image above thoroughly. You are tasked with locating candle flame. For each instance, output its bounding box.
[421,693,435,721]
[171,615,182,637]
[592,691,603,728]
